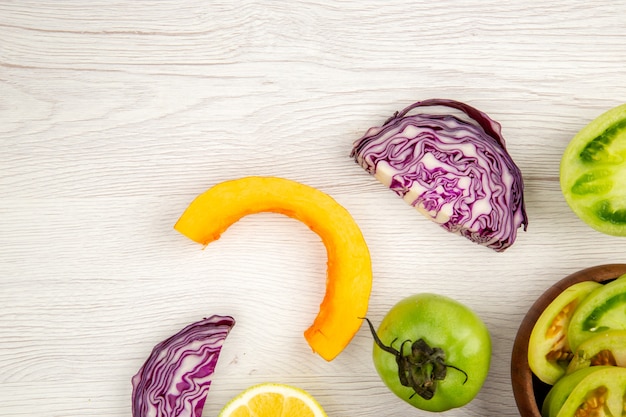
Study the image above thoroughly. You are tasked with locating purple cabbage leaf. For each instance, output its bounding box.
[351,99,527,252]
[131,315,235,417]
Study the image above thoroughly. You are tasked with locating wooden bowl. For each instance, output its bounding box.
[511,263,626,417]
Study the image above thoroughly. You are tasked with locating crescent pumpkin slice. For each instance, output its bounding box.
[174,176,373,361]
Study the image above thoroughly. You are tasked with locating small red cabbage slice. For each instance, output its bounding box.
[131,315,235,417]
[351,99,528,252]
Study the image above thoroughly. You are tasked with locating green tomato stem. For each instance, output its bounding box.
[362,317,468,400]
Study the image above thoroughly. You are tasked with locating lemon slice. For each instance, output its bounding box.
[218,383,328,417]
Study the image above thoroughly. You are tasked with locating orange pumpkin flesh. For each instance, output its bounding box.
[174,176,373,361]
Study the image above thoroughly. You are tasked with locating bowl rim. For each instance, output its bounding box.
[511,263,626,417]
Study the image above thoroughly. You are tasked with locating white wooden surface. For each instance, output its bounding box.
[2,1,626,416]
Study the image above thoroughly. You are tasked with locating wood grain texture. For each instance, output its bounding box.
[2,1,626,416]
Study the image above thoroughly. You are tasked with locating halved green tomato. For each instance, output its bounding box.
[568,274,626,351]
[548,366,626,417]
[529,281,602,385]
[560,103,626,236]
[566,329,626,374]
[541,366,602,417]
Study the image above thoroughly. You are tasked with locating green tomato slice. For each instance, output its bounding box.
[566,329,626,374]
[568,274,626,351]
[528,281,602,385]
[541,366,603,417]
[560,103,626,236]
[553,366,626,417]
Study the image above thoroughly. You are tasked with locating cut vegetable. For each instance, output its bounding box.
[548,366,626,417]
[174,176,373,361]
[351,99,527,252]
[131,315,235,417]
[560,103,626,236]
[541,366,601,417]
[566,329,626,374]
[568,273,626,351]
[528,280,602,385]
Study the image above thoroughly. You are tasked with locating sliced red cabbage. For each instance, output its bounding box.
[351,99,528,252]
[131,315,235,417]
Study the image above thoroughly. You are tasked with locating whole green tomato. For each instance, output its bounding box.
[365,293,491,412]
